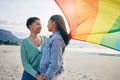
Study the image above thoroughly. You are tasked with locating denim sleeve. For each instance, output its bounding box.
[38,36,48,74]
[38,55,46,74]
[44,38,63,78]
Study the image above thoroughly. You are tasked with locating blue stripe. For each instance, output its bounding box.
[115,33,120,51]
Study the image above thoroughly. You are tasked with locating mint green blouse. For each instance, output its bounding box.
[20,36,48,77]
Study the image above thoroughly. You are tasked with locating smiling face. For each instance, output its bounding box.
[29,19,42,34]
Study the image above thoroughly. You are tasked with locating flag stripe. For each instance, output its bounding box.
[115,34,120,50]
[108,16,120,33]
[101,32,119,48]
[55,0,80,38]
[75,0,98,41]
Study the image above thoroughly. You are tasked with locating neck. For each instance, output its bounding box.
[52,28,58,33]
[29,32,39,39]
[52,31,57,33]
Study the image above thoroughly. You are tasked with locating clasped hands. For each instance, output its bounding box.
[35,73,49,80]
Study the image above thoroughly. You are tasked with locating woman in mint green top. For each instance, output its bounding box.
[20,17,48,80]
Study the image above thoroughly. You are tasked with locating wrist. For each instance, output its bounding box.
[35,73,40,79]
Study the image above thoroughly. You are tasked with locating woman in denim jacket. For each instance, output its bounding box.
[38,14,70,80]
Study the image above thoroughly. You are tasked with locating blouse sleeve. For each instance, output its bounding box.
[20,40,37,77]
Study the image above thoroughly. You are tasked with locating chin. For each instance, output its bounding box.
[48,29,51,32]
[37,31,40,34]
[38,31,40,34]
[38,30,41,33]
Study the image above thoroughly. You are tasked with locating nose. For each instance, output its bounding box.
[39,24,42,28]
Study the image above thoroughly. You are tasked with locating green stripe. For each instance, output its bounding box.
[101,32,119,48]
[109,16,120,33]
[101,16,120,48]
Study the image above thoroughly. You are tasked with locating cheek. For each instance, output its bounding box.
[31,26,38,32]
[48,25,52,30]
[32,26,36,30]
[47,23,50,27]
[34,25,40,29]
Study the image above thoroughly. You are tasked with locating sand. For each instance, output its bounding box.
[0,45,22,80]
[0,45,120,80]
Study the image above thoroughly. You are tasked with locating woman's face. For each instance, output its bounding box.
[47,20,56,32]
[29,19,42,34]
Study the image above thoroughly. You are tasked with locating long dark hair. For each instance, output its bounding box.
[50,14,70,45]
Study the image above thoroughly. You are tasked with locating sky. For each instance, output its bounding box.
[0,0,69,38]
[0,0,119,51]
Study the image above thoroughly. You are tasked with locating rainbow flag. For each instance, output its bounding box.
[55,0,120,51]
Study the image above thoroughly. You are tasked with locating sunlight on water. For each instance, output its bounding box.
[65,47,120,57]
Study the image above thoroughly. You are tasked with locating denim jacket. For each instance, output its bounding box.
[38,31,66,79]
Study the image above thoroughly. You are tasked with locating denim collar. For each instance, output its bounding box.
[49,31,60,38]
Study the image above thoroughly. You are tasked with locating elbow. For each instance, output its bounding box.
[50,60,62,69]
[50,63,59,70]
[22,62,29,69]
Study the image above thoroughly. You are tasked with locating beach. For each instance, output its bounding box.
[0,45,120,80]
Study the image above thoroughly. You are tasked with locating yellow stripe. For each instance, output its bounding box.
[87,0,120,44]
[75,0,98,41]
[86,33,105,44]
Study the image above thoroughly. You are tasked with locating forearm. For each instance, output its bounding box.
[44,65,58,78]
[23,63,37,77]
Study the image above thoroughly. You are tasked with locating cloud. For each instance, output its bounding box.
[0,0,16,3]
[0,20,8,25]
[0,0,67,36]
[0,20,23,26]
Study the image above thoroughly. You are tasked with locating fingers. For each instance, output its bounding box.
[37,75,44,80]
[39,74,49,80]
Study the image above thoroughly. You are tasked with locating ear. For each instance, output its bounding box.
[52,21,57,26]
[29,25,32,31]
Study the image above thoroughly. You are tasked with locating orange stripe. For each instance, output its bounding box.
[55,0,81,38]
[55,0,98,41]
[75,0,98,41]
